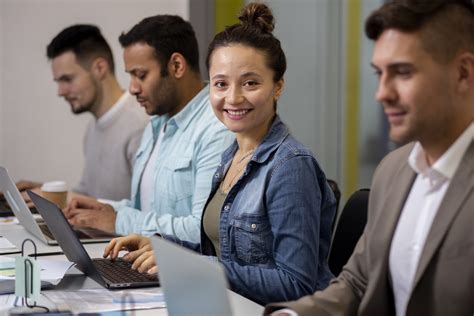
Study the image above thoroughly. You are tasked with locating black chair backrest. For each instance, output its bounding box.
[328,189,369,276]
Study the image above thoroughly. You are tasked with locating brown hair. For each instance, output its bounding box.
[206,2,286,82]
[47,24,115,74]
[365,0,474,63]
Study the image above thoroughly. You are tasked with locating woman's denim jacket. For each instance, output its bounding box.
[169,116,336,305]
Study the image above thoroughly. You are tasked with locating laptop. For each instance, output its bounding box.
[0,166,118,245]
[0,198,15,217]
[28,190,160,289]
[151,236,233,315]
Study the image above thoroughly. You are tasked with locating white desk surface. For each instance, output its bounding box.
[0,223,264,315]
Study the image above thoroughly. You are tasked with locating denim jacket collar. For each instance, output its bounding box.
[220,115,289,166]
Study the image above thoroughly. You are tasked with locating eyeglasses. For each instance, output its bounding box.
[396,0,474,15]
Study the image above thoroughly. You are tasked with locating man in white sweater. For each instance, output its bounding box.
[21,24,148,201]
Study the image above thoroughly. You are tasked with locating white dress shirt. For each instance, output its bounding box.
[389,123,474,316]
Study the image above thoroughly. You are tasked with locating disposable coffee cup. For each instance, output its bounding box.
[41,181,68,209]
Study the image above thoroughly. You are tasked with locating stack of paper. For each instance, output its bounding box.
[0,237,19,255]
[0,257,74,285]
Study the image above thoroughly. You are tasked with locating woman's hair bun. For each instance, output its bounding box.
[238,2,275,33]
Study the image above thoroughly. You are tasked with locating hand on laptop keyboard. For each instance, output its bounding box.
[103,234,157,274]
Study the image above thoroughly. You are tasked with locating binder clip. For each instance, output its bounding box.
[9,238,50,314]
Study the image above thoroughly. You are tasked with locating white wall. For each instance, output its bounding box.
[358,0,387,189]
[0,0,188,185]
[0,2,4,169]
[265,0,344,182]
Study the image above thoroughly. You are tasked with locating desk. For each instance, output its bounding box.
[1,224,264,315]
[2,224,63,254]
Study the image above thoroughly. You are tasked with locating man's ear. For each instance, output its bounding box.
[456,52,474,93]
[91,57,109,80]
[167,53,187,79]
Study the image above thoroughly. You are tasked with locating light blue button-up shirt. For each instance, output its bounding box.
[109,86,233,242]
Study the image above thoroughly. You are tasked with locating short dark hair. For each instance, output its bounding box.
[206,2,286,83]
[119,15,200,76]
[47,24,115,73]
[365,0,474,63]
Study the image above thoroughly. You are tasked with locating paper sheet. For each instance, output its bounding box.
[0,237,18,253]
[0,217,19,225]
[0,257,74,285]
[43,288,166,313]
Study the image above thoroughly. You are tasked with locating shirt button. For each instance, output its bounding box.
[251,223,257,230]
[214,173,219,178]
[224,205,230,211]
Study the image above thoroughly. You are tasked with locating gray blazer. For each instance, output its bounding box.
[266,141,474,316]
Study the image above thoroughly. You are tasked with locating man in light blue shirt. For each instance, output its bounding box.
[64,15,232,243]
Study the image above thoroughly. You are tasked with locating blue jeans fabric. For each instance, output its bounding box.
[168,115,336,305]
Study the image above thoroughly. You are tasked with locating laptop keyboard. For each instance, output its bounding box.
[93,258,158,284]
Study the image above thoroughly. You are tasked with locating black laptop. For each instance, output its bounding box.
[28,191,159,289]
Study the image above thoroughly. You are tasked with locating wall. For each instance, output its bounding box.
[264,0,344,183]
[254,0,388,196]
[0,2,3,168]
[0,0,188,185]
[358,0,388,189]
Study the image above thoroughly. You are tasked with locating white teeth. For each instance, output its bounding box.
[227,109,249,116]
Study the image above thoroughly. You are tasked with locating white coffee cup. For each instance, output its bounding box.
[41,181,68,209]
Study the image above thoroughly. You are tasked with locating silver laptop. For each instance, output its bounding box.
[151,236,233,316]
[0,166,116,245]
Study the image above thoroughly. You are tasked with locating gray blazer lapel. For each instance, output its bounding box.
[412,141,474,287]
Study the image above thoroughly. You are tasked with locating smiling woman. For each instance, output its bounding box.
[201,4,336,304]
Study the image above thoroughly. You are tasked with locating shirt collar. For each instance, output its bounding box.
[220,115,289,164]
[168,84,209,130]
[409,123,474,182]
[149,84,209,140]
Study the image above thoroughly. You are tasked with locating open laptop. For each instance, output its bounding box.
[0,166,116,245]
[151,236,233,315]
[28,190,160,289]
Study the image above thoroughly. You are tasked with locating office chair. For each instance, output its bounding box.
[328,188,369,276]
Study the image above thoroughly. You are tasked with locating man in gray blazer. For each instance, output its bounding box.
[266,1,474,315]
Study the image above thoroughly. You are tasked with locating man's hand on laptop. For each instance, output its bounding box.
[103,234,157,274]
[17,180,42,191]
[64,197,116,233]
[21,186,42,209]
[0,180,41,208]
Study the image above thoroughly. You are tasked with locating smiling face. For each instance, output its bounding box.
[209,44,283,140]
[123,42,179,116]
[372,29,460,148]
[52,51,100,114]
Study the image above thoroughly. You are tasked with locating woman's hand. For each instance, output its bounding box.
[103,234,157,274]
[130,250,157,274]
[103,234,150,260]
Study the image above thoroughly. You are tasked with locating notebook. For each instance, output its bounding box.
[28,190,160,289]
[0,166,115,245]
[151,236,233,315]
